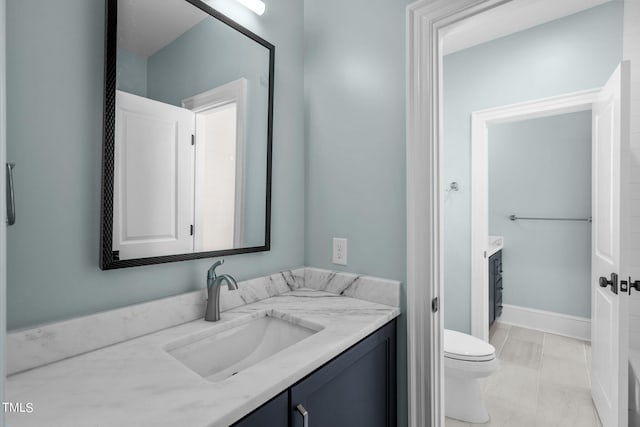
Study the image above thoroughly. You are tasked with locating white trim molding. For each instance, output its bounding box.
[406,1,514,426]
[498,304,592,342]
[181,78,248,113]
[470,88,599,342]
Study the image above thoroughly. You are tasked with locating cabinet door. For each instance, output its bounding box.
[495,250,503,319]
[232,391,288,427]
[290,320,396,427]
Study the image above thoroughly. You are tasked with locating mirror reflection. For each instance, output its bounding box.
[103,0,273,266]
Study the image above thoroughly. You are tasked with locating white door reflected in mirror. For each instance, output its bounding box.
[113,90,195,260]
[113,82,246,260]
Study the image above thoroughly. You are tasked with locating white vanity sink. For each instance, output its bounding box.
[165,311,324,382]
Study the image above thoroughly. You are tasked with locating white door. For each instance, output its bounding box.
[591,61,631,427]
[113,90,195,260]
[194,103,242,252]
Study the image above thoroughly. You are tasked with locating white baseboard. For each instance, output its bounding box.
[498,304,591,342]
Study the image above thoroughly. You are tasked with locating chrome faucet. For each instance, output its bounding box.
[205,260,239,322]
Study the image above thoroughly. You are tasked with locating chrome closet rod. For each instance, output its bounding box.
[509,214,592,223]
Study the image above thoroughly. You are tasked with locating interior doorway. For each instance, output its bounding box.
[469,90,599,342]
[444,93,599,426]
[406,1,633,426]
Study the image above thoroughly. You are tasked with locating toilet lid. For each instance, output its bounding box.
[444,329,495,362]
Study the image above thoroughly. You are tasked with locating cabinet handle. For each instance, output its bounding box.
[6,163,15,226]
[296,404,308,427]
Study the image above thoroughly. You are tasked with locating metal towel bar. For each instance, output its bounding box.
[509,214,591,223]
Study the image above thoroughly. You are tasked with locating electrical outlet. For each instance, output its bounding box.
[332,238,348,265]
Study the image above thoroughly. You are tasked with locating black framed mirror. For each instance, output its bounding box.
[100,0,274,270]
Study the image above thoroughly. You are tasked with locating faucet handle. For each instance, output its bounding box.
[207,260,224,279]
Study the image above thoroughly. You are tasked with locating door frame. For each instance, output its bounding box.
[406,1,514,425]
[407,0,635,424]
[404,0,620,425]
[469,88,600,341]
[182,78,248,249]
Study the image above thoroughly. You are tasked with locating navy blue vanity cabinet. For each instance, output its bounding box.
[290,319,396,427]
[231,391,288,427]
[230,319,397,427]
[489,250,503,326]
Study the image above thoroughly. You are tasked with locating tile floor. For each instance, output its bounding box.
[445,323,601,427]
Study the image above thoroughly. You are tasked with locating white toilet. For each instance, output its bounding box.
[444,329,498,424]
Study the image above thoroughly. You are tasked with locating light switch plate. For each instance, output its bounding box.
[332,238,347,265]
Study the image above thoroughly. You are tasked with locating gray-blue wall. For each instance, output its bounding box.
[5,0,304,330]
[304,0,411,425]
[116,47,147,98]
[489,112,592,317]
[443,2,623,333]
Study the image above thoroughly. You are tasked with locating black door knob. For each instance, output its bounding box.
[599,273,618,295]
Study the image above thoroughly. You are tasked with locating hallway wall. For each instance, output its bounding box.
[488,111,592,317]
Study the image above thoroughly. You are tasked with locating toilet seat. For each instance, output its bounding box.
[444,329,495,362]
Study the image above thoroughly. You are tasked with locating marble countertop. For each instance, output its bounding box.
[488,235,504,257]
[6,289,399,427]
